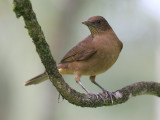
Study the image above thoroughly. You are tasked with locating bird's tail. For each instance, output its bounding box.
[25,72,48,86]
[25,67,67,86]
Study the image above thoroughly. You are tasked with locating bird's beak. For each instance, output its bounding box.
[82,21,93,26]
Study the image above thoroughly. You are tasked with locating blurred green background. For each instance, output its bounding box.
[0,0,160,120]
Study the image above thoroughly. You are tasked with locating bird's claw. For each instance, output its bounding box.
[88,92,103,100]
[103,90,115,104]
[87,91,115,104]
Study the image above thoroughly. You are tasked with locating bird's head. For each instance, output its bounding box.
[82,16,111,36]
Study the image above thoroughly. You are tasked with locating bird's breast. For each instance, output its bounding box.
[87,35,121,75]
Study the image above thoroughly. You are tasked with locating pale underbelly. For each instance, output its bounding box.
[59,53,119,76]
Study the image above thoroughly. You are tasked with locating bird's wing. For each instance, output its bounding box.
[60,36,96,63]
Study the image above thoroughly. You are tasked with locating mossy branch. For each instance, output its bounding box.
[13,0,160,107]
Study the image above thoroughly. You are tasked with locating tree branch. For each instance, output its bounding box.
[13,0,160,107]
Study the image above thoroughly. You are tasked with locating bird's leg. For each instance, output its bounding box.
[75,73,90,93]
[77,81,90,93]
[74,73,99,99]
[90,76,115,104]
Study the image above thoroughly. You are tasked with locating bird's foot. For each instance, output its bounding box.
[103,90,115,104]
[88,92,103,100]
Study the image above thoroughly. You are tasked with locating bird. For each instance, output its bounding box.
[25,16,123,104]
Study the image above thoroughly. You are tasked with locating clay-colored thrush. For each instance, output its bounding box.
[25,16,123,103]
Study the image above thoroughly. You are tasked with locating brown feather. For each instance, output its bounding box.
[60,35,96,63]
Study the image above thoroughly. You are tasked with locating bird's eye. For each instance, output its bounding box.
[97,20,101,24]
